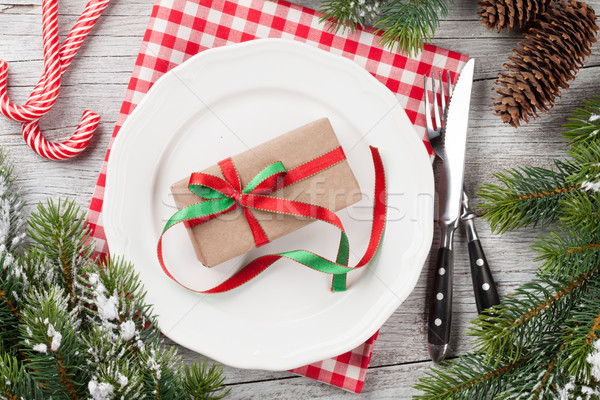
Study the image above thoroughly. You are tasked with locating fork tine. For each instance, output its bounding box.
[439,71,446,128]
[446,70,452,99]
[424,74,432,132]
[431,72,442,131]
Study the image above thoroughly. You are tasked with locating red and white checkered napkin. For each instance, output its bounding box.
[86,0,468,392]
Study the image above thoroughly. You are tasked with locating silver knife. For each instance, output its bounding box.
[428,59,475,364]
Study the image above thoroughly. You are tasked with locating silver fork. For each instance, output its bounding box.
[424,71,452,160]
[423,72,500,322]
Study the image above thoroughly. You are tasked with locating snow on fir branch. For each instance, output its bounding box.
[0,149,230,399]
[414,96,600,399]
[319,0,450,55]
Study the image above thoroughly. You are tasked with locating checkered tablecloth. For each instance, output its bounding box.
[86,0,467,393]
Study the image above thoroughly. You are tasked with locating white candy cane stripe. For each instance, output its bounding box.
[22,110,99,161]
[0,0,109,160]
[59,0,111,74]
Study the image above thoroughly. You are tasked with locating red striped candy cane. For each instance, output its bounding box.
[0,0,110,160]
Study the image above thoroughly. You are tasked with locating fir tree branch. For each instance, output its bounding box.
[493,336,570,400]
[0,252,23,356]
[416,336,578,399]
[183,361,230,400]
[566,141,600,196]
[78,256,161,357]
[533,229,600,279]
[560,190,600,232]
[140,345,182,399]
[375,0,450,56]
[0,350,43,400]
[0,149,26,254]
[562,284,600,382]
[320,0,385,32]
[562,95,600,147]
[319,0,451,56]
[28,199,93,304]
[477,161,578,233]
[413,354,526,399]
[21,286,86,399]
[0,155,231,399]
[533,354,558,400]
[0,286,19,319]
[470,270,596,364]
[89,359,145,399]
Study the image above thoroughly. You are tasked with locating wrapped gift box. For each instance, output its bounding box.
[171,118,362,267]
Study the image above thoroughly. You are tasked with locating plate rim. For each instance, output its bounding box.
[103,38,434,370]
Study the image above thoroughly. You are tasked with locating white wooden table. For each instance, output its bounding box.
[1,0,599,397]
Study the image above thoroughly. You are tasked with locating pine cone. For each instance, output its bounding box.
[492,0,598,127]
[478,0,554,31]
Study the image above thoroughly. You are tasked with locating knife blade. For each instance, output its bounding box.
[427,58,475,364]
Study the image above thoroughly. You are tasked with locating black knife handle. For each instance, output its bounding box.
[428,247,453,346]
[468,239,500,314]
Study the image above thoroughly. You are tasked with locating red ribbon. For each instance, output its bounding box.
[185,146,348,247]
[158,146,387,293]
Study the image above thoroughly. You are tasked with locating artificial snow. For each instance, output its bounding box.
[0,176,7,197]
[587,339,600,380]
[94,281,106,296]
[0,175,12,248]
[136,340,146,354]
[4,252,12,265]
[32,343,47,353]
[0,199,11,247]
[10,232,24,249]
[582,386,599,395]
[147,349,162,380]
[589,113,600,122]
[91,277,120,324]
[89,273,99,285]
[47,323,62,352]
[581,180,600,192]
[97,294,119,321]
[117,373,128,387]
[120,320,136,341]
[557,379,575,400]
[88,378,114,400]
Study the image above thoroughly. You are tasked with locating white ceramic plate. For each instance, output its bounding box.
[103,39,433,371]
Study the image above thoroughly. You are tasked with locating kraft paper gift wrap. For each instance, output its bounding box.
[171,118,362,267]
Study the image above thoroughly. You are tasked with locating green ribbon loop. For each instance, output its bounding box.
[243,161,286,194]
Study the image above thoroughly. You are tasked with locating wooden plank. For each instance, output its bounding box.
[221,361,432,399]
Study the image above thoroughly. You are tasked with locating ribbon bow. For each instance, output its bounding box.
[184,158,288,248]
[158,146,387,293]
